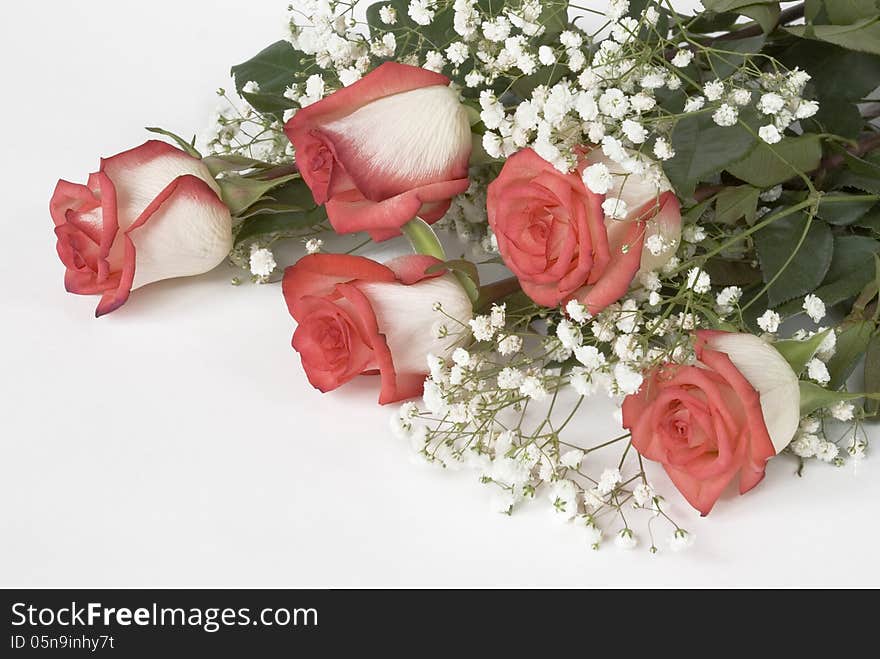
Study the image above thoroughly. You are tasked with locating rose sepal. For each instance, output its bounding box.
[402,217,480,305]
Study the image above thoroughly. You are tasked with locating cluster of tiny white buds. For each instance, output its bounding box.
[305,238,324,255]
[757,310,782,334]
[803,294,826,324]
[249,245,277,281]
[685,268,712,294]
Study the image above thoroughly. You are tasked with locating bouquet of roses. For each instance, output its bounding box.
[50,0,880,552]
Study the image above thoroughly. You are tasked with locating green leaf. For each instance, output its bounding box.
[853,254,880,313]
[807,97,864,139]
[827,321,876,389]
[539,1,570,32]
[811,235,880,307]
[779,41,880,101]
[703,0,776,11]
[664,109,758,197]
[787,18,880,57]
[754,212,834,306]
[799,381,878,416]
[831,169,880,195]
[218,173,300,216]
[739,3,782,34]
[705,259,763,286]
[829,144,880,178]
[715,185,760,224]
[817,194,876,225]
[685,10,740,33]
[858,207,880,234]
[805,0,828,23]
[203,154,269,177]
[401,218,447,261]
[866,336,880,413]
[823,0,880,25]
[774,330,832,375]
[231,41,301,95]
[240,91,297,115]
[234,207,327,246]
[144,127,201,159]
[727,134,823,187]
[705,35,767,78]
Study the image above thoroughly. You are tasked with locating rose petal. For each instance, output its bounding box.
[697,331,800,454]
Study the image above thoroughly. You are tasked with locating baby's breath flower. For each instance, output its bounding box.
[669,530,695,552]
[483,16,511,42]
[653,137,675,161]
[803,294,826,323]
[599,88,630,119]
[630,92,656,114]
[712,103,738,127]
[795,99,819,119]
[408,0,436,26]
[633,483,655,507]
[830,401,855,422]
[583,162,613,195]
[816,441,840,463]
[497,334,523,356]
[683,95,705,113]
[556,318,583,350]
[490,304,506,329]
[671,50,694,68]
[423,50,446,73]
[757,310,781,334]
[497,367,525,390]
[598,468,622,495]
[622,119,647,144]
[249,246,277,279]
[704,80,724,101]
[807,358,831,385]
[566,300,592,324]
[520,375,549,401]
[613,363,643,396]
[758,92,785,115]
[731,89,752,106]
[616,529,638,550]
[603,197,629,220]
[446,42,469,65]
[379,5,397,25]
[538,45,556,66]
[761,185,783,202]
[470,315,496,342]
[561,449,585,470]
[759,124,782,144]
[683,225,707,243]
[686,268,711,294]
[716,286,742,311]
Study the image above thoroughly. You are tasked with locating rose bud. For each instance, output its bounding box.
[487,148,681,314]
[285,63,472,242]
[622,331,801,516]
[50,141,232,317]
[282,254,473,405]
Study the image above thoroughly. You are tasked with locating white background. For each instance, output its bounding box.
[1,1,878,588]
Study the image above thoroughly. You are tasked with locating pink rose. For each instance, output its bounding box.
[50,141,232,317]
[282,254,473,405]
[285,63,472,242]
[487,148,681,314]
[622,331,800,516]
